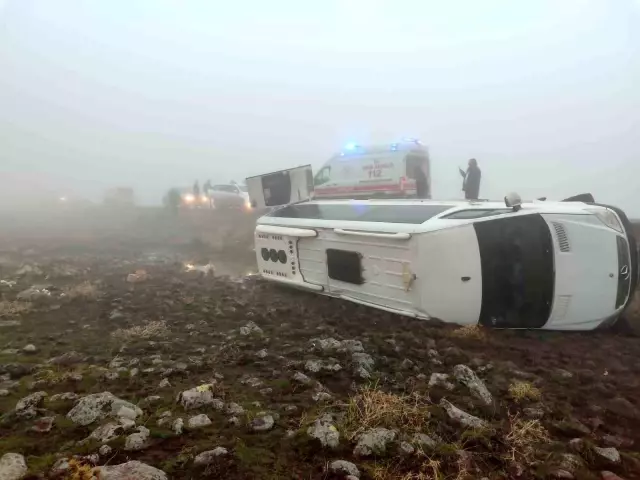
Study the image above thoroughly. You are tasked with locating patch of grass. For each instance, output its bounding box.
[0,300,31,317]
[450,324,487,341]
[111,320,170,342]
[508,381,542,403]
[504,414,550,463]
[340,384,431,440]
[26,453,58,476]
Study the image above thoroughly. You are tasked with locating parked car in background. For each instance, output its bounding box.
[208,184,251,210]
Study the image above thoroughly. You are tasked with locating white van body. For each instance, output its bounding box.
[250,196,637,331]
[313,141,431,199]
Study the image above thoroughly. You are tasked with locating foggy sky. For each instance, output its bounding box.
[1,0,639,211]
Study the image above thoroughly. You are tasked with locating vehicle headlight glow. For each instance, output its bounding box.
[184,194,195,203]
[200,195,208,202]
[588,208,624,233]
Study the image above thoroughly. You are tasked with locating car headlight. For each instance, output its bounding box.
[244,200,252,210]
[588,208,624,233]
[200,195,208,203]
[184,194,195,203]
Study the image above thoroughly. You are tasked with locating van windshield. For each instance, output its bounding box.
[268,203,453,224]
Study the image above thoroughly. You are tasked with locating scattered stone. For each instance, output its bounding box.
[412,433,437,449]
[228,416,240,426]
[453,364,493,405]
[553,419,590,437]
[95,461,168,480]
[0,453,27,480]
[255,349,268,359]
[307,415,340,448]
[602,434,633,448]
[352,352,375,379]
[88,423,125,443]
[568,438,585,452]
[551,469,575,479]
[49,392,79,402]
[158,378,171,389]
[0,389,9,397]
[67,392,142,426]
[250,414,274,432]
[312,391,333,402]
[554,368,574,379]
[17,286,51,301]
[240,375,264,388]
[401,358,415,369]
[559,453,583,473]
[188,414,212,429]
[48,351,84,366]
[194,447,228,466]
[103,371,119,381]
[399,441,415,455]
[440,399,487,429]
[23,344,37,354]
[239,321,263,336]
[305,359,323,373]
[16,391,47,413]
[428,373,455,391]
[172,418,184,434]
[125,426,151,451]
[141,395,162,407]
[593,447,620,464]
[126,270,149,283]
[293,371,312,385]
[329,460,360,478]
[354,428,396,456]
[177,385,216,410]
[31,416,55,433]
[601,471,625,480]
[225,402,245,416]
[99,445,113,456]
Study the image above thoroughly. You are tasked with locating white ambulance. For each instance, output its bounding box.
[245,139,431,209]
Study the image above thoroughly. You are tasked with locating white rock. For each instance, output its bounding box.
[99,444,113,456]
[307,416,340,448]
[312,391,333,402]
[194,447,228,466]
[428,373,455,391]
[250,414,274,431]
[593,446,620,464]
[23,344,37,354]
[188,414,212,429]
[16,391,47,412]
[453,364,493,405]
[159,378,171,389]
[354,428,396,456]
[67,392,142,426]
[49,392,79,402]
[293,371,312,385]
[239,321,263,336]
[225,402,245,416]
[0,453,27,480]
[172,417,184,434]
[117,405,138,421]
[0,389,9,397]
[177,385,216,410]
[305,359,323,373]
[413,433,437,449]
[440,399,488,429]
[329,460,360,477]
[88,423,125,443]
[255,349,268,359]
[95,461,168,480]
[125,426,151,451]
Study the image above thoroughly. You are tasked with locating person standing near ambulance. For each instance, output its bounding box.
[459,158,481,200]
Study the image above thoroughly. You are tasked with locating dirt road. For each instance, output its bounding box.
[0,207,638,480]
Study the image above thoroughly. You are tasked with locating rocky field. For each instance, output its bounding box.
[0,208,639,480]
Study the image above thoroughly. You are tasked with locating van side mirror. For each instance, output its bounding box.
[504,192,522,212]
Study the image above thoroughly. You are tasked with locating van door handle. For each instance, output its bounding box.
[333,229,411,240]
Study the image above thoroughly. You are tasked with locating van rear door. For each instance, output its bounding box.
[245,165,314,209]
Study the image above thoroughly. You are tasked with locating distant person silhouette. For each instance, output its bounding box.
[459,158,481,200]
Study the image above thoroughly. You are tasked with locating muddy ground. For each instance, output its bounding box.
[0,207,639,480]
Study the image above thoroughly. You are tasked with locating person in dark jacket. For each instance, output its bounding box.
[459,158,481,200]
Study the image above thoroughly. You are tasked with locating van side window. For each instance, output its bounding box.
[314,166,331,186]
[443,209,511,219]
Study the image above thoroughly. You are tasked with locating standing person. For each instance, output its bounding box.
[459,158,481,200]
[193,181,200,197]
